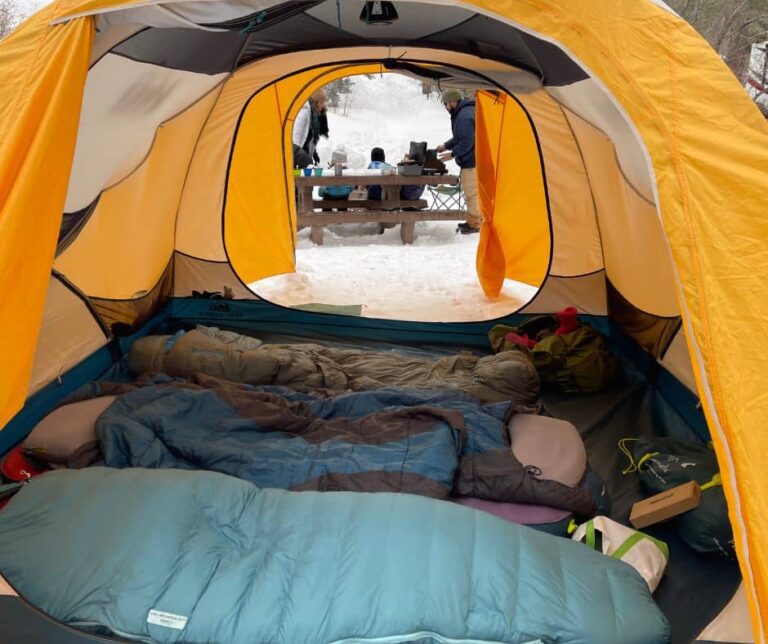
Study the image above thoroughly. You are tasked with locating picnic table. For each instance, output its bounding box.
[295,172,463,244]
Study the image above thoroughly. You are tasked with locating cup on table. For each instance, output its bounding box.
[292,168,301,177]
[313,167,324,176]
[334,162,343,177]
[302,167,312,177]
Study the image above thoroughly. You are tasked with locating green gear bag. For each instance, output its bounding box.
[530,326,619,394]
[488,315,558,353]
[489,320,619,394]
[626,437,736,560]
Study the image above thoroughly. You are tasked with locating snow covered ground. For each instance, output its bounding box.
[250,74,538,322]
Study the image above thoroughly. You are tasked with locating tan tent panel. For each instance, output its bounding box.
[566,110,680,317]
[1,0,768,639]
[516,90,602,278]
[56,87,220,298]
[522,271,609,316]
[173,252,256,299]
[27,275,108,396]
[548,80,657,203]
[63,54,226,213]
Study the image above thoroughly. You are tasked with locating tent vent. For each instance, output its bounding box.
[360,1,399,25]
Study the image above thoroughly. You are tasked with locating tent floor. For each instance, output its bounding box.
[543,384,742,644]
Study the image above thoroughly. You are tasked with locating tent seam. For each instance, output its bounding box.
[170,82,227,259]
[558,103,656,207]
[557,105,606,272]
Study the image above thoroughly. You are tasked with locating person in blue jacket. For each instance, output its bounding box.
[436,89,479,234]
[367,147,425,206]
[367,147,391,202]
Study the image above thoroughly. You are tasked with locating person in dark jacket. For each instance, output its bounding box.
[292,144,312,169]
[436,89,480,234]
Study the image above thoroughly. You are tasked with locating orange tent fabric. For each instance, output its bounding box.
[0,5,93,428]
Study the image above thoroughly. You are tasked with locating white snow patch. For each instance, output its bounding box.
[252,221,538,322]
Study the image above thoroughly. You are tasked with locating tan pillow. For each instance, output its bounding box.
[24,396,117,460]
[508,414,587,487]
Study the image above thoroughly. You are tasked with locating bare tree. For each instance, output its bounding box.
[667,0,768,82]
[0,0,21,40]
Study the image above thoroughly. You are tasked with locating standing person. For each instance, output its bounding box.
[436,89,479,235]
[294,90,329,165]
[293,101,312,155]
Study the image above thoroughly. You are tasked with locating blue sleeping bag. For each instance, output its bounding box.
[0,469,668,643]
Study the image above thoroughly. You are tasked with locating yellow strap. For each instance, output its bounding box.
[637,451,660,470]
[701,472,722,491]
[618,438,639,474]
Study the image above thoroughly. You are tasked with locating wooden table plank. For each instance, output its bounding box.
[295,173,459,187]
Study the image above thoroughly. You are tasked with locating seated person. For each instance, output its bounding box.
[367,147,426,209]
[401,181,426,210]
[319,149,353,211]
[367,147,392,202]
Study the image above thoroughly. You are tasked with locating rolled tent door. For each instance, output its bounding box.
[475,90,551,296]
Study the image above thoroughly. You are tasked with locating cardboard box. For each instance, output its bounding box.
[629,480,701,529]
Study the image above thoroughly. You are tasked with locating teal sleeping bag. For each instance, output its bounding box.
[0,469,669,643]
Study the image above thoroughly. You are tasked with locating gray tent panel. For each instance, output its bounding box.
[112,27,247,74]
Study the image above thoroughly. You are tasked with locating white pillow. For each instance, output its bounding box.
[24,396,117,460]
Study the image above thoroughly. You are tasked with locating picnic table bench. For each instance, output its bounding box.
[295,173,462,244]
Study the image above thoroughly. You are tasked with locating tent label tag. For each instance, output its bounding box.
[147,609,188,630]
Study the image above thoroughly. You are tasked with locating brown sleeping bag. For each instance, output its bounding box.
[128,327,541,405]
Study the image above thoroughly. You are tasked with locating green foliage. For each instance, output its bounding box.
[324,77,355,109]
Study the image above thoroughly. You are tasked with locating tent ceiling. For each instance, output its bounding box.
[234,5,587,85]
[306,0,472,39]
[102,1,588,86]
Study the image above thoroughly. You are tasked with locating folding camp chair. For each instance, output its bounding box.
[427,182,466,211]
